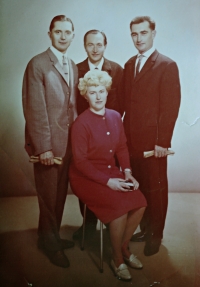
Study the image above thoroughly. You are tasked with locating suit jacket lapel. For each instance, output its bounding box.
[47,48,69,86]
[134,50,159,82]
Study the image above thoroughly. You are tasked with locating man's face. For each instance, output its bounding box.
[48,21,74,53]
[85,33,106,65]
[130,21,156,54]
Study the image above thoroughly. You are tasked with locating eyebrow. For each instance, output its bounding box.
[131,30,148,35]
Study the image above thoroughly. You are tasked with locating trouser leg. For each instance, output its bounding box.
[56,147,71,230]
[130,155,168,239]
[34,163,62,251]
[34,148,71,252]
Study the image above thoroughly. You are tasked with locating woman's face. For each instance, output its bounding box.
[85,85,108,113]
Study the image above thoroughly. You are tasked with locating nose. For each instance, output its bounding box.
[61,32,66,39]
[96,92,101,100]
[93,45,98,53]
[137,34,141,42]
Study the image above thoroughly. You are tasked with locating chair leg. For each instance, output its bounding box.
[100,221,103,273]
[81,203,87,250]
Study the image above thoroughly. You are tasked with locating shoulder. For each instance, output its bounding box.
[73,109,90,126]
[104,58,123,70]
[25,50,49,71]
[156,51,177,65]
[76,59,88,69]
[105,108,121,120]
[124,55,137,68]
[28,50,48,65]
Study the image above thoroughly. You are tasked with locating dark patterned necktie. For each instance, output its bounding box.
[135,55,144,77]
[62,55,69,84]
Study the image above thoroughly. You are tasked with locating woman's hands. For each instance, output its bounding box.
[107,176,139,192]
[124,171,139,190]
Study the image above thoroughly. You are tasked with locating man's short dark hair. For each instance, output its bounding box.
[130,16,156,31]
[83,30,107,47]
[49,15,74,32]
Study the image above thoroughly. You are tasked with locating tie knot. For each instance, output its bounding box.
[138,54,144,61]
[63,55,67,64]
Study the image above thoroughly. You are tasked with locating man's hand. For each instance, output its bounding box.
[154,145,168,158]
[39,150,54,165]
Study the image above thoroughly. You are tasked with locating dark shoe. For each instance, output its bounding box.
[48,250,70,268]
[61,239,74,249]
[73,224,96,240]
[144,238,161,256]
[131,231,148,242]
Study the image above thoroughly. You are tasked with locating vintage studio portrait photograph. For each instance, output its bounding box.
[0,0,199,286]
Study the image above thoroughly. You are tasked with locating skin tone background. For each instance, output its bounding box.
[0,0,200,196]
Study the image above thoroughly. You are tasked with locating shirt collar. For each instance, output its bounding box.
[88,57,104,70]
[137,46,155,60]
[50,46,68,63]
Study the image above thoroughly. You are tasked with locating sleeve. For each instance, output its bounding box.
[71,120,110,185]
[22,58,52,155]
[157,61,181,147]
[115,65,124,116]
[115,115,131,171]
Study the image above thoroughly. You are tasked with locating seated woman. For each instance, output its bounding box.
[69,70,147,281]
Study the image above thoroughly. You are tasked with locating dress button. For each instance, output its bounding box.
[102,117,105,120]
[108,165,111,168]
[67,124,70,127]
[110,150,112,153]
[107,132,110,135]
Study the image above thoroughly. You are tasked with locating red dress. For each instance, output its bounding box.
[69,109,147,224]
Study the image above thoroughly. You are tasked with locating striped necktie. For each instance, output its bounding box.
[135,55,144,77]
[62,55,69,84]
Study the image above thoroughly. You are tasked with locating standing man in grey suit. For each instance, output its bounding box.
[73,29,123,240]
[123,16,181,256]
[22,15,78,268]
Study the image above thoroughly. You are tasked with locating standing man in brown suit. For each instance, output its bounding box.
[73,30,123,240]
[22,15,78,268]
[123,16,181,256]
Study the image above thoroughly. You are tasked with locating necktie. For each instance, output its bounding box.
[135,55,144,77]
[95,67,98,70]
[62,55,69,84]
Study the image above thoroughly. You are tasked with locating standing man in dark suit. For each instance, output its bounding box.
[123,16,181,256]
[22,15,78,268]
[73,29,123,240]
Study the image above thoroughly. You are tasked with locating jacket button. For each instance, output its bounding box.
[107,132,110,135]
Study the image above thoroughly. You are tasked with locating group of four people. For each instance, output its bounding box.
[22,15,181,281]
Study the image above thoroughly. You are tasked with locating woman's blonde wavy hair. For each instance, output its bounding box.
[78,70,112,96]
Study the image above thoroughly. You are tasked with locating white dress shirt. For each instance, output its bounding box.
[88,57,104,70]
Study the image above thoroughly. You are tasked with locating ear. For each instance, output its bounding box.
[152,30,156,39]
[48,31,51,40]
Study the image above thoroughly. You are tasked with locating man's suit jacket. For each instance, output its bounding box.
[22,48,78,157]
[123,50,181,152]
[76,58,123,115]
